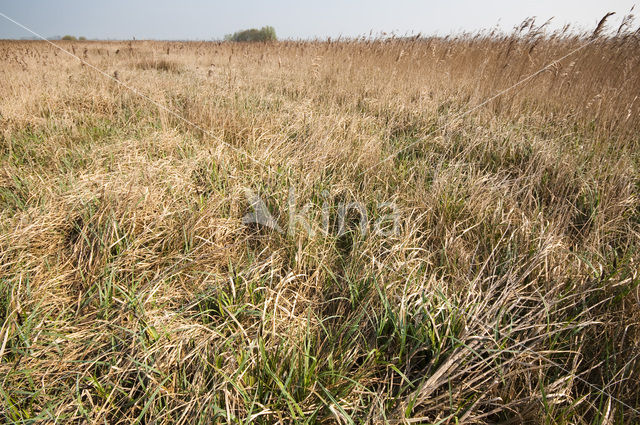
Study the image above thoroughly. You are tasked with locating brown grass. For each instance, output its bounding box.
[0,19,639,424]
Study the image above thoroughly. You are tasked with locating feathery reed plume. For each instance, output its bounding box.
[593,12,616,39]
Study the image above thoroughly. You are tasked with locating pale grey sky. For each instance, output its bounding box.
[0,1,636,40]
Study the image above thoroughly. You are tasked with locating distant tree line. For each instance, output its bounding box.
[61,35,87,41]
[224,26,276,42]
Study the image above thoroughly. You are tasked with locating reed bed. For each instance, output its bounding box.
[0,17,639,423]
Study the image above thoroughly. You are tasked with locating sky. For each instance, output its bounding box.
[0,0,637,40]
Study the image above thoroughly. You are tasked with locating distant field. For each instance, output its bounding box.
[0,30,639,424]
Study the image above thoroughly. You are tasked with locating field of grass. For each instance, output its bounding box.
[0,21,639,424]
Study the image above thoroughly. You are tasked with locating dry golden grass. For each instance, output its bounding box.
[0,19,639,424]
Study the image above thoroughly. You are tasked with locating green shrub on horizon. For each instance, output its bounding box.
[224,26,276,42]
